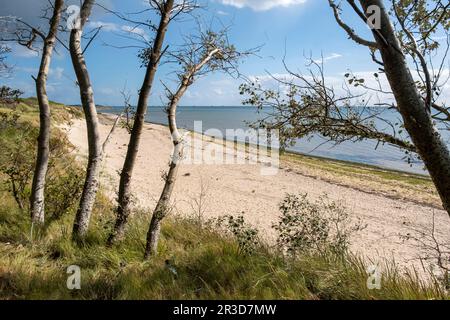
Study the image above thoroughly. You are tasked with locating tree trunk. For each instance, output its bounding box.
[360,0,450,214]
[30,0,64,225]
[144,48,219,258]
[144,162,180,258]
[69,0,102,239]
[144,103,183,259]
[107,0,175,245]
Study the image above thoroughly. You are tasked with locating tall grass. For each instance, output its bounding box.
[0,194,447,300]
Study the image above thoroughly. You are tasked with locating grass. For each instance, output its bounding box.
[279,150,440,208]
[282,152,431,187]
[0,98,83,126]
[0,195,447,300]
[0,98,448,300]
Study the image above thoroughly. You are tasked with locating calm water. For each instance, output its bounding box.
[101,105,450,175]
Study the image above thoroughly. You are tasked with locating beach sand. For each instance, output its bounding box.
[62,114,450,277]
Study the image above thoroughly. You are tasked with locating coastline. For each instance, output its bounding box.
[102,111,430,176]
[99,105,431,175]
[100,112,438,208]
[60,112,450,276]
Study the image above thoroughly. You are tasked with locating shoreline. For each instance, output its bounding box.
[62,113,450,277]
[99,112,430,179]
[98,112,439,209]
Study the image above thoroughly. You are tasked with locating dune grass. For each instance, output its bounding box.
[0,98,448,300]
[0,98,82,126]
[0,192,448,300]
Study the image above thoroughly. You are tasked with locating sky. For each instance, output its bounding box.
[1,0,448,106]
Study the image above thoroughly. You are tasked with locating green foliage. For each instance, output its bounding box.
[0,112,37,210]
[45,168,84,224]
[0,101,84,221]
[274,194,364,257]
[215,215,260,255]
[392,0,449,53]
[239,77,397,152]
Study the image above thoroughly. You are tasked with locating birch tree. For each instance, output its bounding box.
[107,0,199,245]
[144,29,245,258]
[0,1,65,224]
[69,0,102,239]
[30,0,65,225]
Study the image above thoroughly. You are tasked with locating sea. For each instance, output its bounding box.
[100,105,450,175]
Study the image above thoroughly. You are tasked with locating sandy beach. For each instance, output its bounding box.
[62,114,450,276]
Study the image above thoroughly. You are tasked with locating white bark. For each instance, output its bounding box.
[30,0,64,225]
[144,48,220,258]
[69,0,102,239]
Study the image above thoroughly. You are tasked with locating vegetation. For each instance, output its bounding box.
[274,194,364,257]
[1,209,447,300]
[0,86,24,104]
[282,152,440,208]
[0,99,448,300]
[1,0,449,301]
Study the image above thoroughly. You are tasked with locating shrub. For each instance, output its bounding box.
[0,112,37,210]
[45,130,85,223]
[45,168,84,223]
[0,111,84,222]
[215,215,260,255]
[274,193,364,257]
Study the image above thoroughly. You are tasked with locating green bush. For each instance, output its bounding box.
[0,112,37,210]
[215,215,260,255]
[274,194,364,257]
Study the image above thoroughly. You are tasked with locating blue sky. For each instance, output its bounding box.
[1,0,446,106]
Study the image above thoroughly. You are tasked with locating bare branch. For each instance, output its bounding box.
[328,0,379,49]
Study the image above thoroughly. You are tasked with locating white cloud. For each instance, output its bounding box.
[248,73,296,84]
[87,21,150,41]
[213,88,224,95]
[17,66,65,80]
[9,43,39,58]
[219,0,307,11]
[50,67,64,80]
[98,87,116,95]
[313,53,343,64]
[88,21,119,32]
[121,25,149,41]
